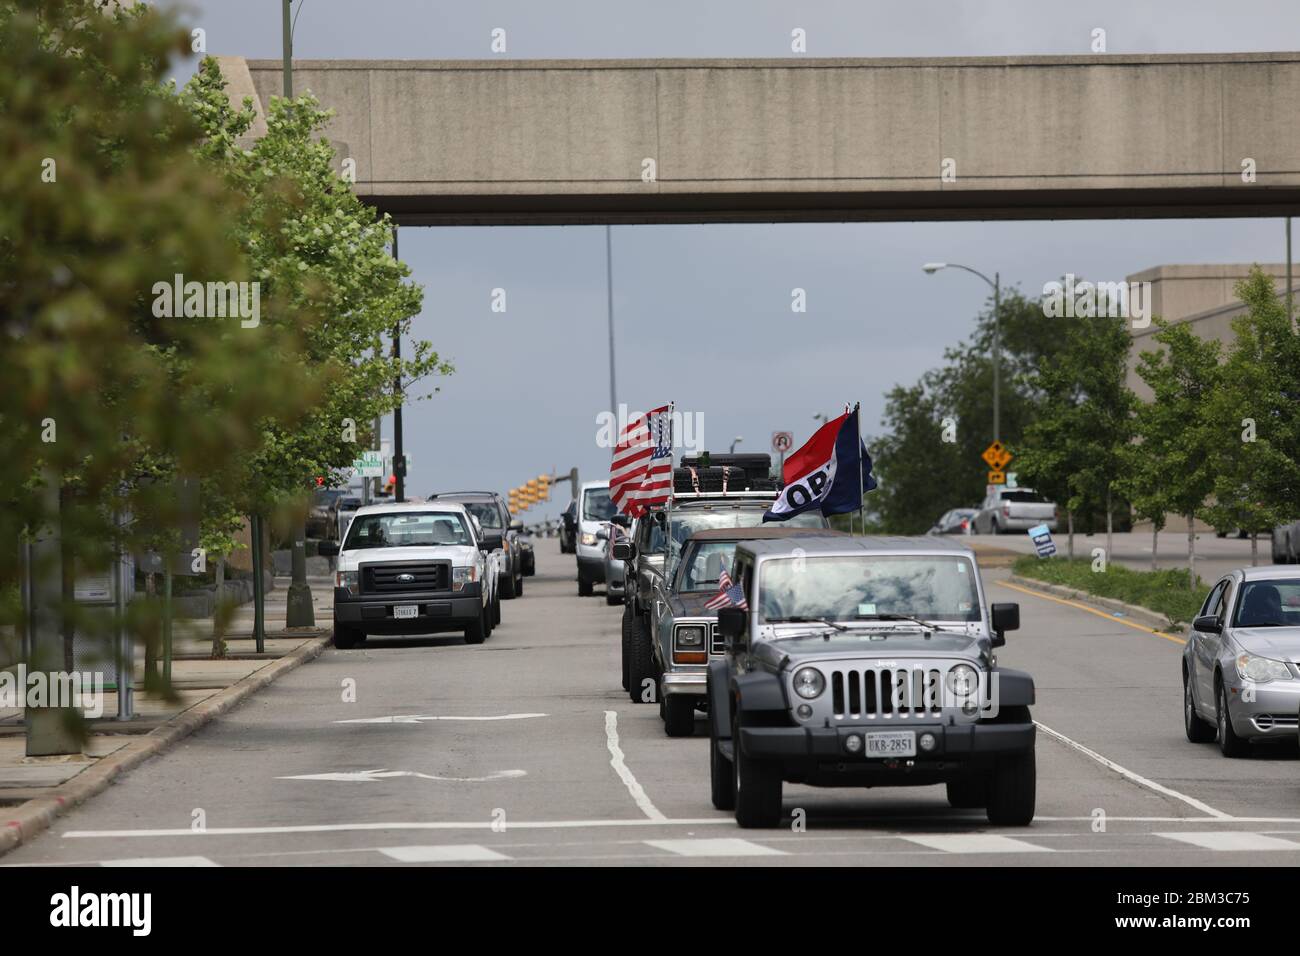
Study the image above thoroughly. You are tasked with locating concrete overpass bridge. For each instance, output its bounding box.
[217,53,1300,226]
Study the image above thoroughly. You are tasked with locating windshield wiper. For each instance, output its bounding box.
[766,616,847,631]
[857,613,965,633]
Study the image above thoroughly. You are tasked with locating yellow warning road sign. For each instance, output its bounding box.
[981,441,1012,471]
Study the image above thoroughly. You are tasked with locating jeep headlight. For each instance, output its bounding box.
[335,570,359,596]
[451,565,478,592]
[792,667,825,700]
[1236,652,1292,683]
[580,532,598,546]
[676,625,706,649]
[946,664,979,698]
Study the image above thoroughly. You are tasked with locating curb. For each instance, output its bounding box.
[1006,574,1182,633]
[0,630,332,859]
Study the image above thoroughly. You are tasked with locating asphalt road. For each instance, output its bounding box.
[6,542,1300,868]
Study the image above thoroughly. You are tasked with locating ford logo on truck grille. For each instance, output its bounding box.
[396,573,415,583]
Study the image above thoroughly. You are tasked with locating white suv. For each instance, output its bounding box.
[321,502,500,648]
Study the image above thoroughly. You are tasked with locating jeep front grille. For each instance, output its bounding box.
[362,562,449,593]
[829,665,949,719]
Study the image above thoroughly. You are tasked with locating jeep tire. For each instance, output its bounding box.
[709,706,736,811]
[732,711,783,828]
[985,749,1036,826]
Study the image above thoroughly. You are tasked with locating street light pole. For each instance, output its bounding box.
[922,262,1001,443]
[392,224,405,503]
[605,225,617,415]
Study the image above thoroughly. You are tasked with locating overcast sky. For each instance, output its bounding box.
[163,0,1300,520]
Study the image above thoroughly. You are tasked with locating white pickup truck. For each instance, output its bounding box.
[972,487,1058,535]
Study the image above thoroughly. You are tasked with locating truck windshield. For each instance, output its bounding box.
[650,508,826,553]
[759,555,981,623]
[583,488,616,521]
[344,512,472,549]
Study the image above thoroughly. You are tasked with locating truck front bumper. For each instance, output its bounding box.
[660,671,707,697]
[334,586,483,634]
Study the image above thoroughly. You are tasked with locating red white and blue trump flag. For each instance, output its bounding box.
[610,404,674,517]
[764,406,877,522]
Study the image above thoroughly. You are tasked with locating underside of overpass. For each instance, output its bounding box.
[217,53,1300,226]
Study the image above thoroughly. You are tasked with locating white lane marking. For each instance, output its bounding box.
[379,845,509,862]
[646,838,785,857]
[63,818,733,839]
[904,834,1053,854]
[100,856,219,867]
[603,710,666,821]
[1034,721,1231,820]
[1157,831,1300,852]
[335,713,547,724]
[277,768,526,783]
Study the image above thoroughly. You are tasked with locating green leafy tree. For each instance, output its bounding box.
[1202,267,1300,563]
[1130,320,1223,588]
[1015,310,1135,560]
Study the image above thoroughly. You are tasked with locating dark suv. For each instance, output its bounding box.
[430,492,524,599]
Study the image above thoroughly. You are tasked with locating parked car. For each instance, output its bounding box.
[1183,566,1300,756]
[307,488,348,539]
[972,487,1058,535]
[430,491,523,599]
[320,502,499,648]
[600,514,632,605]
[707,535,1035,828]
[646,525,846,736]
[515,523,536,576]
[559,500,577,554]
[575,480,616,596]
[928,507,977,535]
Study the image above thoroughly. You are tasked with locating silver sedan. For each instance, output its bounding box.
[1183,566,1300,756]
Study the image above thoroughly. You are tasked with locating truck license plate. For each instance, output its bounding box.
[865,731,916,757]
[394,605,418,619]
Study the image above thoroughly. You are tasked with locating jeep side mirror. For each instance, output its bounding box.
[479,533,503,551]
[717,607,748,645]
[1192,615,1222,634]
[990,602,1019,647]
[612,540,636,562]
[317,540,339,557]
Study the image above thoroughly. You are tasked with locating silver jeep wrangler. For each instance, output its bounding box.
[707,535,1036,828]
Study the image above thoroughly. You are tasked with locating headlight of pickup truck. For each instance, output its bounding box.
[1236,652,1293,683]
[792,667,825,700]
[580,532,598,546]
[335,571,359,596]
[451,566,478,592]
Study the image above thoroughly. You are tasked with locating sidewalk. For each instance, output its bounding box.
[0,574,335,855]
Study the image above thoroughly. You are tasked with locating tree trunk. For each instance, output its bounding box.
[1151,523,1159,572]
[212,555,226,659]
[1106,488,1113,564]
[1187,513,1196,590]
[1067,509,1075,560]
[1251,532,1259,567]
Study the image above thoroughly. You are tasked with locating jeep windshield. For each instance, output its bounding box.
[343,512,472,550]
[759,554,981,624]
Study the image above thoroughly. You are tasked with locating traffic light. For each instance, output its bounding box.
[538,474,550,500]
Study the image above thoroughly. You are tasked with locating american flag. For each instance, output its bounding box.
[610,404,673,517]
[705,563,748,611]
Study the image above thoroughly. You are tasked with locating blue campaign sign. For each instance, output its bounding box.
[1028,523,1057,558]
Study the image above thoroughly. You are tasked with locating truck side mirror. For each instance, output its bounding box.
[479,532,503,551]
[317,540,339,557]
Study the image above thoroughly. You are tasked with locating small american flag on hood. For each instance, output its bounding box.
[705,562,748,611]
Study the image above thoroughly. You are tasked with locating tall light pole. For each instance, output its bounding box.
[923,262,1001,442]
[730,436,743,453]
[605,225,617,415]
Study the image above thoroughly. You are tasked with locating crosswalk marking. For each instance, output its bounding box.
[645,838,786,857]
[903,834,1053,854]
[1157,831,1300,852]
[100,856,220,867]
[378,844,509,862]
